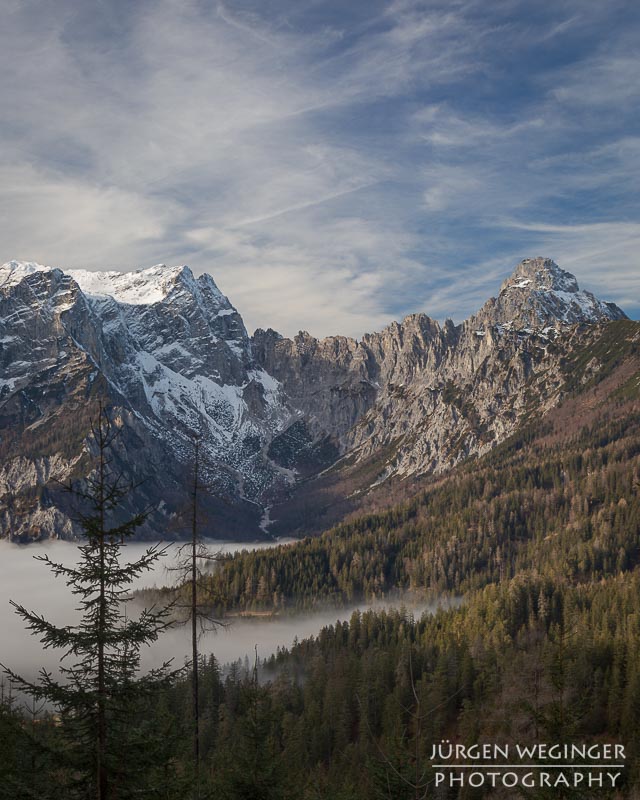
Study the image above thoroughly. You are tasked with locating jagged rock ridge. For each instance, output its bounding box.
[0,257,627,539]
[0,262,297,539]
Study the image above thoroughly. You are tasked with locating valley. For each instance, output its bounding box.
[0,256,627,542]
[2,259,639,798]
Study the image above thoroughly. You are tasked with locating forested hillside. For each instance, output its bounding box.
[203,321,640,614]
[3,319,639,799]
[8,573,639,798]
[178,574,640,798]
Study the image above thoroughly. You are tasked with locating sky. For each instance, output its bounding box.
[1,0,639,337]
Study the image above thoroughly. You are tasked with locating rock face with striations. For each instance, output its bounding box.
[0,262,292,540]
[472,257,626,332]
[0,257,627,540]
[253,313,449,442]
[255,258,626,481]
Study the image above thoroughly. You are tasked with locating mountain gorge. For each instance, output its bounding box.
[0,257,628,540]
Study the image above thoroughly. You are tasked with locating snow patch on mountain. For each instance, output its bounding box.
[68,265,184,305]
[69,264,231,311]
[135,349,247,438]
[476,257,626,333]
[0,255,630,539]
[0,261,54,289]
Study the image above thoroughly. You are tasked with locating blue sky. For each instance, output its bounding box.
[2,0,639,336]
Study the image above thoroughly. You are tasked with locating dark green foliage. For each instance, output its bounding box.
[2,322,639,796]
[2,406,178,799]
[8,569,640,798]
[139,572,638,799]
[212,658,287,799]
[201,406,640,613]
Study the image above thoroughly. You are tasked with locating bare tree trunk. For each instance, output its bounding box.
[97,404,108,800]
[191,437,200,796]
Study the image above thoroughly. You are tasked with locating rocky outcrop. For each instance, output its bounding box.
[0,257,627,540]
[255,258,625,482]
[251,328,377,439]
[0,262,294,540]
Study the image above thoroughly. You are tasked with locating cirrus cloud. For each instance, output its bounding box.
[1,0,638,336]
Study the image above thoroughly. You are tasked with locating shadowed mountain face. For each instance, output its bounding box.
[0,257,628,541]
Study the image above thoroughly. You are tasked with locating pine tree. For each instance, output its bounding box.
[213,649,285,800]
[2,404,175,800]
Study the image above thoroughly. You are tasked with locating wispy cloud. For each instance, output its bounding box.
[0,0,637,336]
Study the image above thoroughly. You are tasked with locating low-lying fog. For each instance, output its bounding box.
[0,538,447,693]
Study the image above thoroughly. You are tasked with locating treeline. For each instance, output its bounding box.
[5,570,639,798]
[201,412,640,613]
[211,570,640,797]
[2,323,638,798]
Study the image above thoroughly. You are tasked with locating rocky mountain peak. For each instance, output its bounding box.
[1,255,632,541]
[473,256,626,332]
[500,257,579,294]
[0,260,60,289]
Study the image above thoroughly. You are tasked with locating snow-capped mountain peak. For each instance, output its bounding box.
[0,261,230,310]
[68,264,192,305]
[0,260,61,289]
[0,258,295,540]
[474,257,627,332]
[66,263,231,312]
[500,257,579,294]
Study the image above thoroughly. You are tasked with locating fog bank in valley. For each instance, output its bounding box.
[0,538,450,692]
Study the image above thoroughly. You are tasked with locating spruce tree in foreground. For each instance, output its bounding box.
[3,404,175,800]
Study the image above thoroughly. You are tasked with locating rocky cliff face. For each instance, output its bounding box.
[0,262,295,540]
[471,257,626,332]
[255,258,626,482]
[0,257,627,540]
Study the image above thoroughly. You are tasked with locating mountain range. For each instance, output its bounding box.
[0,256,628,540]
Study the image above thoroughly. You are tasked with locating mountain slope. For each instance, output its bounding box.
[0,257,628,540]
[203,317,640,612]
[0,262,295,539]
